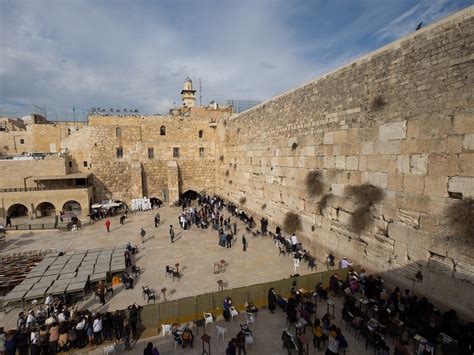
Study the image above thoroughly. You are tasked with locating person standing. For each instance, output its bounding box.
[233,221,237,235]
[104,219,111,233]
[267,288,277,313]
[5,215,12,227]
[124,250,131,268]
[97,281,106,305]
[140,228,146,243]
[290,233,298,253]
[169,225,175,243]
[242,235,247,252]
[154,213,160,227]
[122,319,131,351]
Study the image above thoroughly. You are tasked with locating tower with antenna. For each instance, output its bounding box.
[181,76,196,107]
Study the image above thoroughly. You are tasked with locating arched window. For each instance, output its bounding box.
[198,130,203,138]
[160,126,166,136]
[116,127,121,137]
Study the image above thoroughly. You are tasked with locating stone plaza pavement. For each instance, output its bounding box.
[1,204,322,328]
[1,205,379,354]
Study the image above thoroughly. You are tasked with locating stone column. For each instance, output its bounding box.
[167,161,180,203]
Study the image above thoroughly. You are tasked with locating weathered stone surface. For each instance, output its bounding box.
[410,154,428,175]
[448,177,474,197]
[378,121,407,141]
[463,134,474,150]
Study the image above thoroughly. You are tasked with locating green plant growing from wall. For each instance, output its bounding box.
[319,193,334,215]
[305,170,324,197]
[371,95,386,111]
[225,170,229,176]
[291,142,298,151]
[261,203,266,210]
[239,197,246,205]
[283,212,301,234]
[219,155,224,162]
[345,183,385,231]
[445,197,474,240]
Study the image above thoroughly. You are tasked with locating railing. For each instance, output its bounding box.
[6,223,58,231]
[137,266,358,337]
[0,185,90,193]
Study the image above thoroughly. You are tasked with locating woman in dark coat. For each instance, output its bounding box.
[268,288,277,313]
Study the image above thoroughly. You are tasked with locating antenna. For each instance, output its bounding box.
[199,77,202,106]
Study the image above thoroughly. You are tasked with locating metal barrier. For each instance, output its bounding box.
[138,266,359,334]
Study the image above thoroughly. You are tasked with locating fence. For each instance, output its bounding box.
[138,266,357,336]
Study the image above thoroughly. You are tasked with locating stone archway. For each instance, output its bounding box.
[35,202,56,218]
[7,203,29,218]
[62,200,82,215]
[181,190,201,200]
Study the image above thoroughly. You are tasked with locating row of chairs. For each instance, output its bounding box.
[141,285,156,304]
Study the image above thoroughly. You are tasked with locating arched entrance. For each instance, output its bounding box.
[7,204,29,218]
[181,190,201,201]
[62,200,82,214]
[150,197,163,208]
[36,202,56,218]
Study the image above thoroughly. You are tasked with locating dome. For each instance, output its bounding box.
[184,76,192,83]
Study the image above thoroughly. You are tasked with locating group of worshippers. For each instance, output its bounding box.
[338,268,473,354]
[130,198,152,212]
[0,294,142,354]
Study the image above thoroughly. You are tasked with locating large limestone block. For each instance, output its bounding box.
[403,174,424,194]
[397,155,410,174]
[367,155,397,173]
[335,156,345,170]
[452,114,474,134]
[410,155,428,175]
[379,121,407,141]
[460,153,474,175]
[333,130,348,144]
[428,155,459,176]
[448,176,474,197]
[375,141,401,155]
[424,176,448,197]
[362,172,388,189]
[446,136,463,154]
[387,174,404,192]
[345,156,359,170]
[462,134,474,151]
[323,132,333,145]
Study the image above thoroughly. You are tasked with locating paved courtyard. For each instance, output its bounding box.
[1,205,384,354]
[1,204,322,327]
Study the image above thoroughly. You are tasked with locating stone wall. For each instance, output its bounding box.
[87,112,225,203]
[216,7,474,317]
[61,126,93,173]
[0,157,67,188]
[0,121,84,155]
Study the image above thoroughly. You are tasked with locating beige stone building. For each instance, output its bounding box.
[0,7,473,317]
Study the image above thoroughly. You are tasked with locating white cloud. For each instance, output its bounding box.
[0,0,470,118]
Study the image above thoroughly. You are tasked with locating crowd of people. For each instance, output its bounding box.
[0,295,143,355]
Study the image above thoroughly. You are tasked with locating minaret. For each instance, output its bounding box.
[181,76,196,107]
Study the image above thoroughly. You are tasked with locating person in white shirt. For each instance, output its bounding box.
[340,257,352,269]
[26,310,37,327]
[45,294,53,306]
[93,314,103,344]
[290,233,298,252]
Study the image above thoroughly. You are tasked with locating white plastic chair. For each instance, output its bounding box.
[245,335,254,349]
[203,312,213,329]
[161,324,172,338]
[230,306,239,321]
[245,312,255,328]
[293,258,300,273]
[103,344,115,354]
[216,325,227,340]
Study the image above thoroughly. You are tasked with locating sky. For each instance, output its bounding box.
[0,0,472,119]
